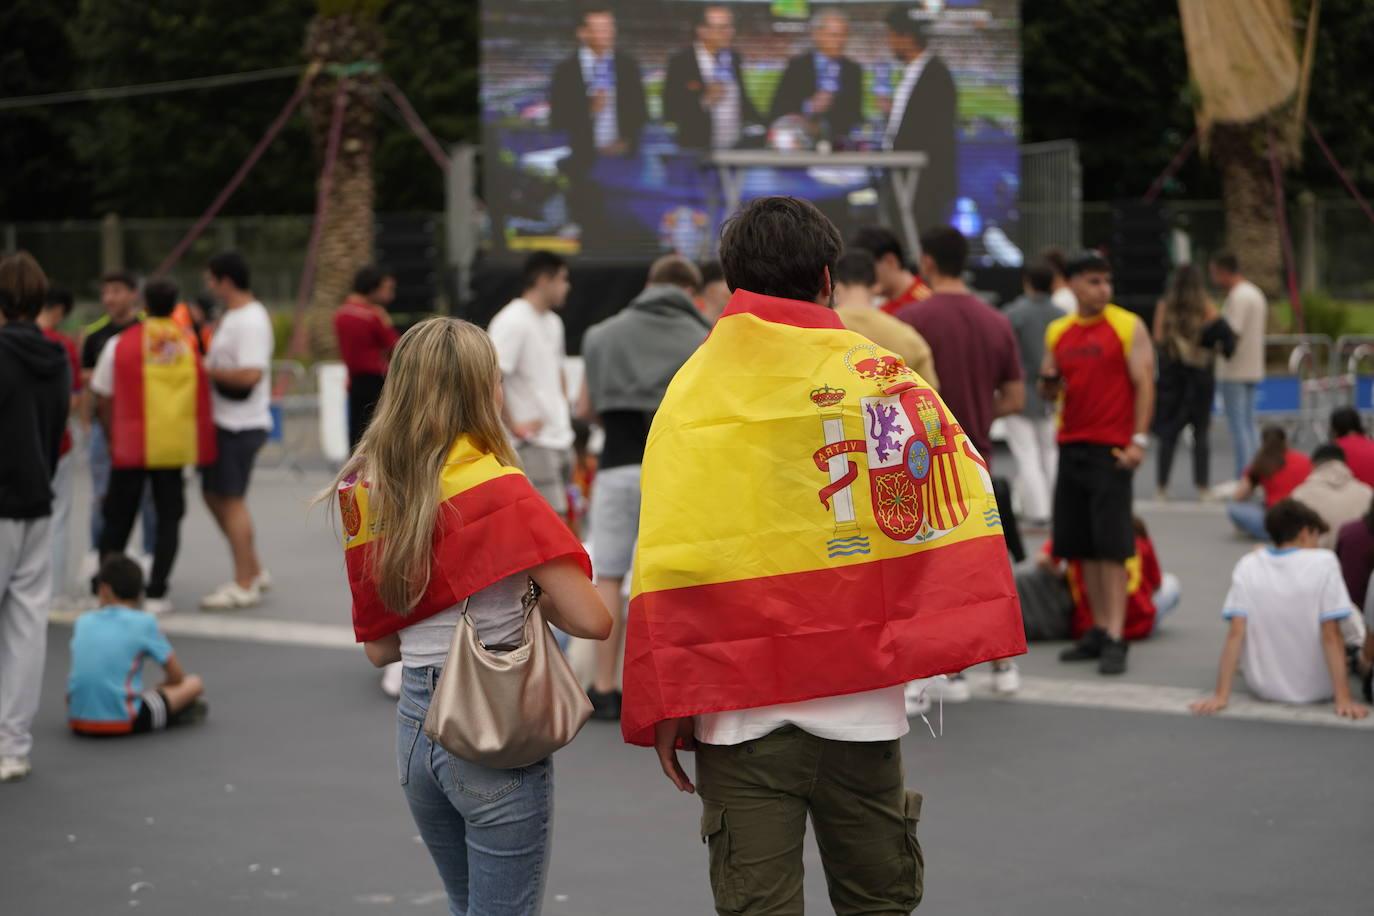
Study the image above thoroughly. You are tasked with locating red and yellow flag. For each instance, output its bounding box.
[110,317,216,470]
[342,436,591,642]
[621,289,1025,746]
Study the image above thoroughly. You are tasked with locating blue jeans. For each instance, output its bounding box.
[1227,501,1268,541]
[397,666,552,916]
[1218,380,1259,479]
[88,424,156,556]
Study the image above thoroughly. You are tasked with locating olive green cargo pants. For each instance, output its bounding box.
[696,725,925,916]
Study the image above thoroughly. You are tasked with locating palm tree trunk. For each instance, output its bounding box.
[302,9,384,358]
[1211,120,1283,298]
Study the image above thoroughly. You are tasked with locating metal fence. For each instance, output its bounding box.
[1019,140,1082,256]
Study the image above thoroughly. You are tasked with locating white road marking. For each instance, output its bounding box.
[47,609,1372,731]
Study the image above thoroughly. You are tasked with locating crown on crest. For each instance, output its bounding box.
[810,385,846,408]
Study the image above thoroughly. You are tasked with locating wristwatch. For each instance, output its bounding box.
[1131,433,1150,450]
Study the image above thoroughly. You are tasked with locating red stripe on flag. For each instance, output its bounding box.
[926,472,946,530]
[193,349,217,466]
[949,454,967,519]
[110,325,146,469]
[621,534,1024,746]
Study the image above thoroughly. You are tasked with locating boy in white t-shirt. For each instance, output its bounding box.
[198,252,275,610]
[1192,499,1369,719]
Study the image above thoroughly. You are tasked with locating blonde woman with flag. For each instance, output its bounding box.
[330,318,611,916]
[626,198,1025,915]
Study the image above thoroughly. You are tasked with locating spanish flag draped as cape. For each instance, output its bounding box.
[621,289,1025,746]
[342,436,591,642]
[110,316,217,470]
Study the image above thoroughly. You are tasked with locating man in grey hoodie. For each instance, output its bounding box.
[580,255,711,719]
[0,252,71,782]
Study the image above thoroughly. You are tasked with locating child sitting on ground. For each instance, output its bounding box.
[68,556,207,735]
[1191,499,1369,720]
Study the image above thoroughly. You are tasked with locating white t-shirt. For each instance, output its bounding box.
[205,300,275,431]
[1216,280,1267,383]
[488,298,574,451]
[695,686,910,746]
[89,336,119,398]
[1051,286,1077,315]
[1222,547,1354,704]
[399,574,530,669]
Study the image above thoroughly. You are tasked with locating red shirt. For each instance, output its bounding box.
[1335,433,1374,488]
[880,276,932,315]
[1249,449,1312,507]
[1046,305,1137,448]
[894,292,1021,458]
[42,327,80,457]
[334,297,399,379]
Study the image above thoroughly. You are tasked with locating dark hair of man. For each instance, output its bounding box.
[1330,406,1364,439]
[208,251,251,291]
[884,6,928,44]
[1064,250,1111,278]
[1022,258,1055,295]
[0,251,50,321]
[851,225,905,266]
[353,265,389,296]
[719,196,842,304]
[97,554,145,602]
[1264,498,1329,545]
[699,260,726,287]
[1040,246,1068,278]
[834,250,877,288]
[647,255,703,293]
[100,270,138,290]
[1312,443,1347,466]
[143,278,180,318]
[919,225,968,278]
[699,4,730,26]
[521,250,567,292]
[1210,251,1239,274]
[45,286,74,317]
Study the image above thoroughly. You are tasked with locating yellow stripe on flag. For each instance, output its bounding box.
[141,319,199,468]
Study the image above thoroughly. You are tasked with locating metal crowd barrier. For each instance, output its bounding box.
[261,359,310,474]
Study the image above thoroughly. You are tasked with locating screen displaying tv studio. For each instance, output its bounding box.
[481,0,1021,265]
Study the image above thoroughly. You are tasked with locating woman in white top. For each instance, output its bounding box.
[330,319,611,916]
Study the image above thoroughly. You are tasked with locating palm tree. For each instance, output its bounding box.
[1178,0,1305,297]
[301,0,387,357]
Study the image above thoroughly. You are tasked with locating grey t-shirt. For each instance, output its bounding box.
[398,573,531,668]
[1003,292,1060,417]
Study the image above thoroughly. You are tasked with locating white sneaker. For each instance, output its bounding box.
[132,551,154,580]
[143,597,174,617]
[200,582,262,610]
[904,680,932,717]
[992,662,1022,695]
[381,662,403,699]
[254,569,273,592]
[78,550,100,584]
[0,756,32,782]
[940,673,972,703]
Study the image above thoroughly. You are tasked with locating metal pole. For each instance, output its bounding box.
[1298,191,1318,293]
[446,144,478,305]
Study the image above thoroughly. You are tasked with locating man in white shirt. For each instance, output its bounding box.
[487,251,575,514]
[1192,499,1368,719]
[1210,251,1268,479]
[198,252,275,610]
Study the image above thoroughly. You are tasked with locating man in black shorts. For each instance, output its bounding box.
[1040,252,1155,674]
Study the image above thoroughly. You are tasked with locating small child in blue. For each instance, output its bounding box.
[69,556,206,736]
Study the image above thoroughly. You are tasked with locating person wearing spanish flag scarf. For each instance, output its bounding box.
[89,279,215,615]
[627,198,1024,916]
[329,318,610,915]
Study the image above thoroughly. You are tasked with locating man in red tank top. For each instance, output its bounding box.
[1040,251,1155,675]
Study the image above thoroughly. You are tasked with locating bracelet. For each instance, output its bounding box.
[1131,433,1150,449]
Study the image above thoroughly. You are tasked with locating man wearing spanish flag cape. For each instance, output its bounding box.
[90,279,216,614]
[625,198,1024,915]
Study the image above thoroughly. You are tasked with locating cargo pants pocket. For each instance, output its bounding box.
[701,801,742,915]
[904,790,926,909]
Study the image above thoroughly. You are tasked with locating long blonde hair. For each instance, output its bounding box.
[328,318,518,615]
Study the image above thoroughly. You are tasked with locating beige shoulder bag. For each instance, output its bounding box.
[422,580,592,769]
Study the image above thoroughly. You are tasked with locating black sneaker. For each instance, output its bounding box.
[1098,637,1129,676]
[1059,628,1106,663]
[588,689,622,722]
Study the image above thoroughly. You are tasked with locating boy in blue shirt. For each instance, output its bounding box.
[68,556,206,735]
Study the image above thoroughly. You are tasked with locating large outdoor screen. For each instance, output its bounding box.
[481,1,1021,263]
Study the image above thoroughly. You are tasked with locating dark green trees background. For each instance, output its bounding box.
[2,0,1371,220]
